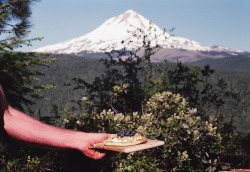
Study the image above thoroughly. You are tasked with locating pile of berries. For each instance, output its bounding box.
[117,129,136,137]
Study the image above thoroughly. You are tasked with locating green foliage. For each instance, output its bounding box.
[0,139,58,172]
[29,54,250,132]
[0,0,41,50]
[74,51,152,113]
[65,92,222,171]
[0,1,58,171]
[29,55,105,117]
[0,51,55,110]
[0,0,54,110]
[156,61,248,121]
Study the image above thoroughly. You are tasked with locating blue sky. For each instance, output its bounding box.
[22,0,250,52]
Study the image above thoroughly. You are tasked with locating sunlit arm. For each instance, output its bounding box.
[4,106,108,159]
[3,106,108,159]
[0,86,108,160]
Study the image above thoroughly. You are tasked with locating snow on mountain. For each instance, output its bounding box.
[34,10,246,62]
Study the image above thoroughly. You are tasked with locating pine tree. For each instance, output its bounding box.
[0,0,54,110]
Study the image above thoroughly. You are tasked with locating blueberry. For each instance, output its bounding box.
[125,130,131,136]
[117,131,122,137]
[129,130,136,136]
[117,129,136,137]
[117,130,125,137]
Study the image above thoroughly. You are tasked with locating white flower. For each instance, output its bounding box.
[63,119,69,124]
[189,108,197,115]
[132,112,138,118]
[137,126,144,133]
[125,115,131,122]
[182,123,189,129]
[175,94,181,103]
[81,96,88,101]
[114,113,124,121]
[182,151,189,161]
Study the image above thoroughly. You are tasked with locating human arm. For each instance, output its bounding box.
[0,86,109,160]
[3,107,109,159]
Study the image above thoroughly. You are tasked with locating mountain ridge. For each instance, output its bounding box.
[34,10,249,62]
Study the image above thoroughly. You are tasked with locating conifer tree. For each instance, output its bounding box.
[0,0,54,110]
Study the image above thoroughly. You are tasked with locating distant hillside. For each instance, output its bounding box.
[30,54,105,118]
[29,54,250,132]
[191,55,250,72]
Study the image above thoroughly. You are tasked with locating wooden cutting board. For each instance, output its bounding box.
[93,139,164,153]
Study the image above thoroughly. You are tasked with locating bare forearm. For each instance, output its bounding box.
[3,106,109,159]
[3,106,84,150]
[1,85,109,159]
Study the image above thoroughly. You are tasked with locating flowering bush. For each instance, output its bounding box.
[64,91,222,171]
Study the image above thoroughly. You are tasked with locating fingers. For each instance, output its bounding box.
[85,148,106,160]
[94,151,106,160]
[80,133,112,160]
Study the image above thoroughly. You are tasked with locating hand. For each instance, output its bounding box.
[79,133,110,160]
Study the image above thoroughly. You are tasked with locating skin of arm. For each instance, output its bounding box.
[0,86,109,160]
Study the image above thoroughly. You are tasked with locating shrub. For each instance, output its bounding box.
[65,91,222,171]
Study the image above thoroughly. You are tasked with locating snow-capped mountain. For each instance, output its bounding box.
[34,10,247,62]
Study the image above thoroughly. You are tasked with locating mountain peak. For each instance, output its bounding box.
[34,9,161,54]
[119,10,139,23]
[123,9,138,16]
[124,9,137,14]
[34,10,245,61]
[104,9,148,29]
